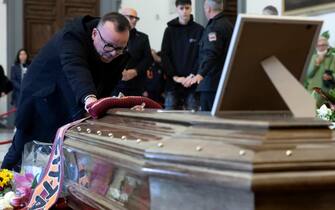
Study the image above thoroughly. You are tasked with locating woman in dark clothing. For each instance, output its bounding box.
[10,49,31,107]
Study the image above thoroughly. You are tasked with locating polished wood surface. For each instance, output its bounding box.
[63,109,335,210]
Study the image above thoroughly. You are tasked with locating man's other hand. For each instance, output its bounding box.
[122,69,138,81]
[191,74,204,85]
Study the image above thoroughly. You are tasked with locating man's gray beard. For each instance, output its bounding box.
[317,49,328,56]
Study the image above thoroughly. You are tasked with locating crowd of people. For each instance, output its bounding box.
[0,0,232,172]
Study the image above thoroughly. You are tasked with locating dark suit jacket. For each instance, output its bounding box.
[197,12,233,92]
[10,63,29,106]
[16,16,129,142]
[113,28,152,96]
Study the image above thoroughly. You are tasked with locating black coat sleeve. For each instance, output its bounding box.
[0,65,13,94]
[59,31,97,104]
[198,26,230,77]
[161,28,177,78]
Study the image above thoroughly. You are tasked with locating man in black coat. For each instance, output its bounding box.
[112,8,153,96]
[161,0,203,110]
[187,0,233,111]
[1,12,130,171]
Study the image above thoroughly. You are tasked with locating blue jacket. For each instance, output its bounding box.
[10,63,29,106]
[16,16,129,142]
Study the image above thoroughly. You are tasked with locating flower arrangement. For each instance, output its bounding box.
[316,104,335,121]
[313,87,335,122]
[0,169,14,209]
[0,169,14,196]
[10,172,36,208]
[0,171,36,209]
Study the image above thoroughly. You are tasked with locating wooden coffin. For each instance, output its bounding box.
[63,109,335,210]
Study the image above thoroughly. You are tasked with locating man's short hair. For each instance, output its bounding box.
[175,0,192,7]
[206,0,224,11]
[98,12,130,32]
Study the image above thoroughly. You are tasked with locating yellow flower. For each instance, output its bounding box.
[0,169,13,190]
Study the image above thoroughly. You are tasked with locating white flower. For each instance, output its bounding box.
[3,191,15,204]
[0,198,13,210]
[109,188,120,199]
[317,104,333,121]
[120,193,128,202]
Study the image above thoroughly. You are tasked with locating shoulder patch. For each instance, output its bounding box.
[208,32,217,42]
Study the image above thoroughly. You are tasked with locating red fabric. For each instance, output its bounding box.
[87,96,162,119]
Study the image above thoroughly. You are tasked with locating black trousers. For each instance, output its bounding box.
[1,129,32,172]
[200,91,216,111]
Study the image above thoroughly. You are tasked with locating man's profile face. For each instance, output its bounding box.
[92,21,129,63]
[176,4,192,24]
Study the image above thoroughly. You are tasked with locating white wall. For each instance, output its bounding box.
[245,0,282,15]
[314,12,335,47]
[244,0,335,48]
[0,1,7,113]
[121,0,196,51]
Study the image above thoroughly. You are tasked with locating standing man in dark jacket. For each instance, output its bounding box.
[188,0,233,111]
[1,12,130,171]
[112,8,153,96]
[161,0,204,110]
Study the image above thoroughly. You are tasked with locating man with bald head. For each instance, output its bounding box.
[2,12,131,171]
[112,8,153,96]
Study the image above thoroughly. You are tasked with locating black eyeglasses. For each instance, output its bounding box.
[96,28,127,54]
[125,15,140,21]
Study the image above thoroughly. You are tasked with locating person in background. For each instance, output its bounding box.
[262,5,279,16]
[306,31,335,107]
[0,65,13,97]
[112,8,153,96]
[143,49,165,105]
[10,49,31,107]
[187,0,233,111]
[161,0,204,110]
[1,12,130,171]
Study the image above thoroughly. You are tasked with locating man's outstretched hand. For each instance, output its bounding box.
[86,96,162,119]
[84,95,97,112]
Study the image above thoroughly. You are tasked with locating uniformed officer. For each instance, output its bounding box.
[112,8,153,96]
[186,0,233,111]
